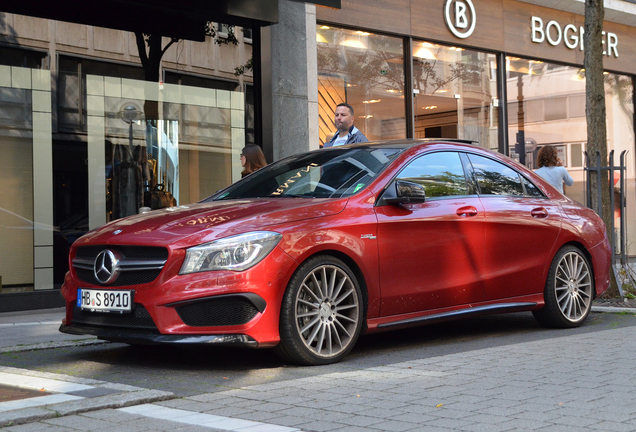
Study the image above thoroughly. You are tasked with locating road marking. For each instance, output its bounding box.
[119,404,303,432]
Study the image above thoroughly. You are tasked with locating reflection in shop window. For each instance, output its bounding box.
[506,56,634,255]
[316,26,405,146]
[412,42,498,150]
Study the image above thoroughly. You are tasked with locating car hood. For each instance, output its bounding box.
[75,198,348,248]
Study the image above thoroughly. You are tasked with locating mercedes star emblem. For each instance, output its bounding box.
[93,250,120,285]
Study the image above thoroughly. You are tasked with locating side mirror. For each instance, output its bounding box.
[382,180,426,205]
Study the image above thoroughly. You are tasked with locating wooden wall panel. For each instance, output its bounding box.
[410,0,504,50]
[602,20,636,74]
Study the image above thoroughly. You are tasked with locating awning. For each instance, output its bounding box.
[0,0,341,41]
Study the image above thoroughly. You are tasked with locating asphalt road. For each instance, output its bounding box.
[1,311,634,398]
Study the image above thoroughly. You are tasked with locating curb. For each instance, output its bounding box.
[0,339,107,354]
[591,305,636,314]
[0,366,174,427]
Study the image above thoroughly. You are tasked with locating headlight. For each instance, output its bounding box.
[179,231,283,274]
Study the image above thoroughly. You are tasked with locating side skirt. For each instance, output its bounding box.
[376,302,538,330]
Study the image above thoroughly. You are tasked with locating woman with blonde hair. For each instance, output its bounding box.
[240,144,267,178]
[534,146,573,193]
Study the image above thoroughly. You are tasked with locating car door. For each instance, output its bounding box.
[375,151,487,316]
[465,153,562,300]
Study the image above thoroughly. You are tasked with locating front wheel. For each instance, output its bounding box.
[533,246,594,328]
[275,255,363,365]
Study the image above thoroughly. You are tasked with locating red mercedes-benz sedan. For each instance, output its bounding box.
[60,140,611,365]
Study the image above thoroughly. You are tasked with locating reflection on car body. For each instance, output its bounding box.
[60,139,611,365]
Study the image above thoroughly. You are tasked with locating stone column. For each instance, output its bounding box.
[261,0,318,162]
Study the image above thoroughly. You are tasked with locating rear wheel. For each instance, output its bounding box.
[533,246,593,328]
[275,255,363,365]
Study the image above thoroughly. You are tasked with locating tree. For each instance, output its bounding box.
[584,0,619,297]
[134,33,178,119]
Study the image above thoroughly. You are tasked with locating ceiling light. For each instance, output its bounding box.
[414,47,436,60]
[340,39,367,49]
[362,99,381,104]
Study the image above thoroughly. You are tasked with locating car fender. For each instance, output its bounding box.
[273,194,381,318]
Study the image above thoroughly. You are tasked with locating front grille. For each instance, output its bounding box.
[76,268,162,287]
[175,296,260,327]
[72,303,158,331]
[73,246,168,287]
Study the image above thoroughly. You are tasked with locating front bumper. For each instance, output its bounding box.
[59,323,258,346]
[60,246,298,347]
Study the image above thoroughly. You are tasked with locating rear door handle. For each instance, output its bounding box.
[457,206,478,217]
[531,207,548,218]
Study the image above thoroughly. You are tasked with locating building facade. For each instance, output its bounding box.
[0,0,635,311]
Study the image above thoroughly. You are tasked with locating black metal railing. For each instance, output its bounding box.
[584,150,628,263]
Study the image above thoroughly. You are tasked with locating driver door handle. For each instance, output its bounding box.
[531,207,548,218]
[456,206,478,217]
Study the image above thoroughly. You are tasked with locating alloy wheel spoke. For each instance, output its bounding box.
[301,316,321,336]
[311,273,324,299]
[333,318,352,338]
[335,288,354,306]
[316,322,327,354]
[297,310,319,319]
[298,298,319,309]
[321,267,329,299]
[335,312,357,324]
[336,304,357,312]
[328,268,337,299]
[302,283,321,303]
[331,277,347,303]
[330,322,343,348]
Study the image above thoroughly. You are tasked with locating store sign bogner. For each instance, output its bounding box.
[531,17,619,58]
[444,0,476,39]
[443,1,619,58]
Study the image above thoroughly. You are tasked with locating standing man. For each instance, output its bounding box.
[323,103,369,147]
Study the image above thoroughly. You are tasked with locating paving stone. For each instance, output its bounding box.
[4,423,70,432]
[41,415,113,430]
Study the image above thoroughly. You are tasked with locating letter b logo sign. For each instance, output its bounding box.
[444,0,476,39]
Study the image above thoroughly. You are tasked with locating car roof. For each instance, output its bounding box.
[331,138,478,150]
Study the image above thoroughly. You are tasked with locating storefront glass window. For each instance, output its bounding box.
[0,65,53,294]
[413,42,499,150]
[85,75,245,225]
[316,26,405,145]
[506,57,634,254]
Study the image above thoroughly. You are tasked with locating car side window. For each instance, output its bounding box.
[397,152,468,198]
[522,176,545,197]
[467,154,524,196]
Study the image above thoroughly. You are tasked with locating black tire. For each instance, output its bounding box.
[275,255,363,365]
[533,245,594,328]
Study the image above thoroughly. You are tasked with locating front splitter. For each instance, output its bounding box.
[59,324,258,347]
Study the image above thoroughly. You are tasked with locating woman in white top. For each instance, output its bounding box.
[533,146,574,194]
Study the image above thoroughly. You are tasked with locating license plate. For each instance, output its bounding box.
[77,289,133,313]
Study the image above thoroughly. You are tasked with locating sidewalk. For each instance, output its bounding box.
[0,308,99,352]
[0,308,176,428]
[1,305,636,431]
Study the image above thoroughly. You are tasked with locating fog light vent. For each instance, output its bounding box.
[175,296,261,327]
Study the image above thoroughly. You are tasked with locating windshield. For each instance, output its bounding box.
[210,147,402,200]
